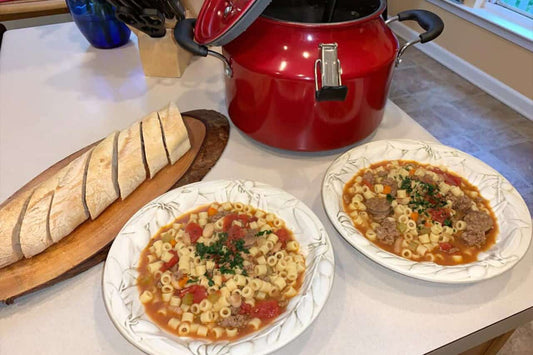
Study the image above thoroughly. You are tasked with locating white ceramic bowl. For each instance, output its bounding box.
[322,139,531,283]
[103,179,335,354]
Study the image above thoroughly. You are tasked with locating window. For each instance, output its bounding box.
[427,0,533,49]
[489,0,533,19]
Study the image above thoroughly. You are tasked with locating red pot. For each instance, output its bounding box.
[175,0,443,151]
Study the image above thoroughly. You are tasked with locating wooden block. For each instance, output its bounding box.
[135,26,193,78]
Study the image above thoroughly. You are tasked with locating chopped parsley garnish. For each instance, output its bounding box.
[400,177,413,192]
[386,194,393,202]
[255,230,272,237]
[398,177,447,214]
[443,219,452,227]
[194,232,249,275]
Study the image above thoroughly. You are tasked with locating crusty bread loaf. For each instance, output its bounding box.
[117,122,146,199]
[49,149,92,242]
[1,102,191,268]
[142,111,169,178]
[0,190,33,268]
[158,102,191,164]
[19,175,60,258]
[85,132,119,220]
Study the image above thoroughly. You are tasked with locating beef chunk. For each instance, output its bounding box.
[375,218,399,245]
[464,211,493,233]
[461,229,486,247]
[243,228,258,247]
[421,174,436,184]
[217,314,250,328]
[449,194,473,212]
[381,177,398,197]
[365,197,391,221]
[363,171,375,184]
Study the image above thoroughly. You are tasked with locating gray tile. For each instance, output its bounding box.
[489,141,533,184]
[390,65,442,94]
[470,150,530,191]
[499,321,533,355]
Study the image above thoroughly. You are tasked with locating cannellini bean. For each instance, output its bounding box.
[229,294,242,308]
[202,223,214,238]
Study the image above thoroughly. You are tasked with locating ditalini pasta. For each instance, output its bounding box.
[342,160,498,265]
[137,202,306,340]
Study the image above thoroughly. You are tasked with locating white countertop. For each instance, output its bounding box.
[0,22,531,355]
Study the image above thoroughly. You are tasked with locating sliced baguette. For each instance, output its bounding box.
[117,122,147,199]
[49,149,92,243]
[158,102,191,164]
[142,111,169,178]
[85,132,119,219]
[0,190,33,268]
[19,175,60,258]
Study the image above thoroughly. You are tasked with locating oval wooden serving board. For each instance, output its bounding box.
[0,110,229,303]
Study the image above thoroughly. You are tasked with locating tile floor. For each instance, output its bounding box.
[389,45,533,354]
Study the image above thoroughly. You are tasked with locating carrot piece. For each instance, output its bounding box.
[170,239,177,247]
[411,212,419,222]
[208,207,218,216]
[383,185,391,194]
[409,168,416,176]
[178,276,189,288]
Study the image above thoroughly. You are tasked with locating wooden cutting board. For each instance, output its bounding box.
[0,110,229,304]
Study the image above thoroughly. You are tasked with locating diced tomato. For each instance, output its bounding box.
[430,167,462,186]
[160,251,179,272]
[429,208,450,224]
[237,214,250,224]
[251,300,281,320]
[185,222,203,243]
[275,227,291,247]
[223,213,252,231]
[239,302,252,315]
[227,224,245,241]
[223,213,238,231]
[363,180,373,189]
[443,173,462,187]
[178,285,207,304]
[439,242,452,251]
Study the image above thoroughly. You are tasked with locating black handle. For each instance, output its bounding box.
[397,9,444,43]
[174,18,208,57]
[316,86,348,102]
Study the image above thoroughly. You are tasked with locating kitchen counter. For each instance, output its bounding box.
[0,22,531,355]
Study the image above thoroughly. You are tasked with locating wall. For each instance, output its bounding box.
[388,0,533,100]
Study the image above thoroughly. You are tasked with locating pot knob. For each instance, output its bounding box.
[314,43,348,102]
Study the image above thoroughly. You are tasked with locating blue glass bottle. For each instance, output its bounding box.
[67,0,131,49]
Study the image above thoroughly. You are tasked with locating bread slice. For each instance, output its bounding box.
[117,122,147,199]
[142,111,169,178]
[85,132,119,219]
[0,190,33,268]
[158,102,191,164]
[49,149,92,243]
[19,174,60,258]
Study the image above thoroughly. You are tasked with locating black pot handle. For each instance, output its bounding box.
[174,18,208,57]
[396,9,444,43]
[174,18,233,76]
[385,9,443,66]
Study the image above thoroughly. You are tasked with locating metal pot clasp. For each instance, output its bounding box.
[314,43,348,102]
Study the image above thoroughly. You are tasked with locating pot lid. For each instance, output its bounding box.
[194,0,272,46]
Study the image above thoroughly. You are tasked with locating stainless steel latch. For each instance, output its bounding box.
[314,43,348,102]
